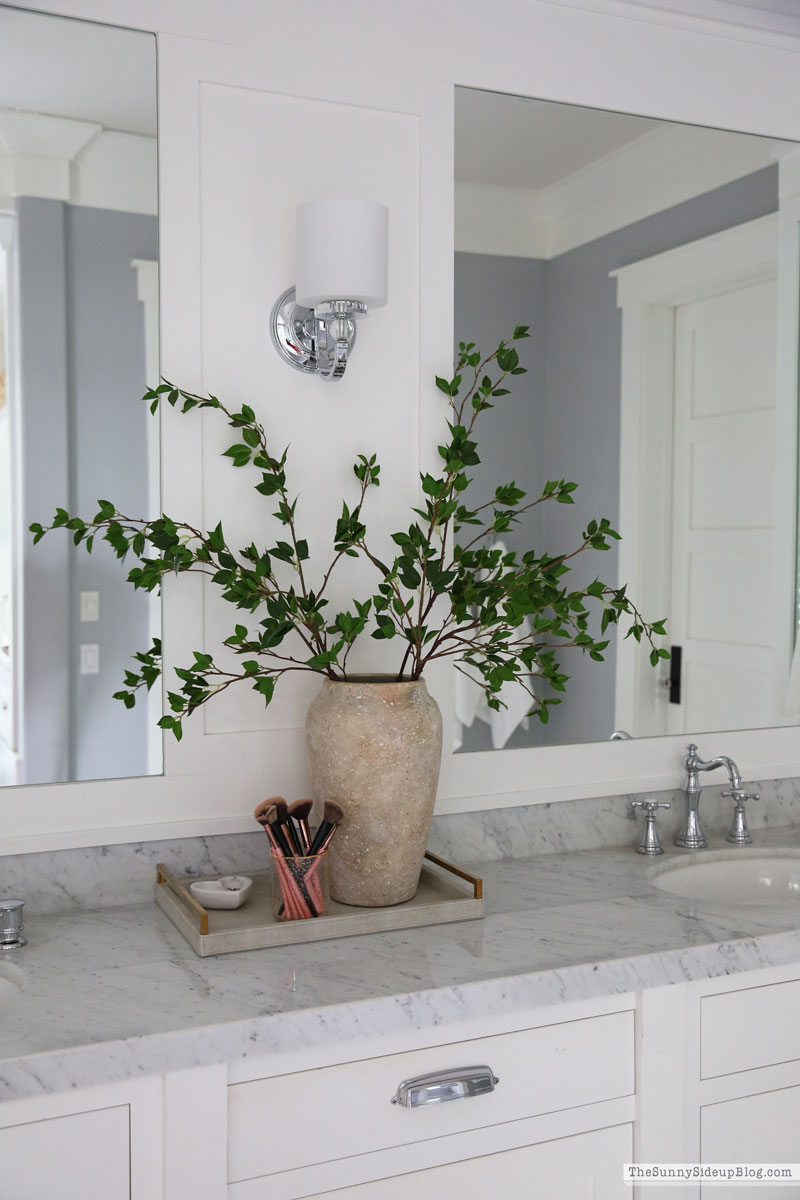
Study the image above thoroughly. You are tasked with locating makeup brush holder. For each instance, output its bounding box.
[270,850,330,920]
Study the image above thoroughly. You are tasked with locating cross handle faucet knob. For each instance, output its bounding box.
[631,799,670,855]
[722,789,760,846]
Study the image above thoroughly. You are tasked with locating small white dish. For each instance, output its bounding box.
[189,875,253,910]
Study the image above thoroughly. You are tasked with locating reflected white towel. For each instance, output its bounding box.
[452,615,535,750]
[451,539,536,750]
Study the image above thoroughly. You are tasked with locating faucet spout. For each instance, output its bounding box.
[718,756,742,791]
[675,744,744,849]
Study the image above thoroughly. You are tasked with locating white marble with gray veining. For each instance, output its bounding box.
[428,774,800,860]
[0,832,272,915]
[6,824,800,1101]
[6,775,799,915]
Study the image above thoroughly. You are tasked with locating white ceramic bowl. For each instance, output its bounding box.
[189,875,253,910]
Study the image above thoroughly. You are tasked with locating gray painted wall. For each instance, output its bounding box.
[453,254,548,555]
[16,198,71,783]
[16,197,158,783]
[453,256,549,752]
[455,163,779,752]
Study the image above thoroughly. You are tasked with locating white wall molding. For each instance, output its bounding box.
[542,123,775,257]
[544,0,800,48]
[455,182,551,258]
[131,258,162,776]
[774,148,800,717]
[0,108,157,214]
[456,123,777,260]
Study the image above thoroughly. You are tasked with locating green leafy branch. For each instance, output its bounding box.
[30,334,667,737]
[31,384,382,737]
[357,326,669,720]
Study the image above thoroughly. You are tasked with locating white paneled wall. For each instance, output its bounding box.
[197,82,422,734]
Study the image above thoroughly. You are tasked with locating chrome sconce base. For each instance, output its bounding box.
[270,287,366,381]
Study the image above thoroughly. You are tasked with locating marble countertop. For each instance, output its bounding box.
[5,826,800,1101]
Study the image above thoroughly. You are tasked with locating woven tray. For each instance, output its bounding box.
[155,852,484,957]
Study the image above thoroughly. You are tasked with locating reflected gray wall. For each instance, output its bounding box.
[455,163,779,752]
[16,198,71,783]
[17,197,158,783]
[452,254,548,557]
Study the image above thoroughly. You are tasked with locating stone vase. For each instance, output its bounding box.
[305,676,443,907]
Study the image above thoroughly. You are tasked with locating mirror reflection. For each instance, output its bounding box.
[0,7,160,785]
[454,87,799,752]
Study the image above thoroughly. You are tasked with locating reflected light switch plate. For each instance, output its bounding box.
[80,590,100,622]
[80,643,100,675]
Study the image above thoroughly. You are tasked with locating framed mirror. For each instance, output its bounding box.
[0,6,160,786]
[453,86,800,756]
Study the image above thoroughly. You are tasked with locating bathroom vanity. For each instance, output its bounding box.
[5,831,800,1198]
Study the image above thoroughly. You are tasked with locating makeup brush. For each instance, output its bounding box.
[273,799,303,857]
[313,821,341,857]
[287,799,314,854]
[254,799,294,858]
[308,801,345,856]
[254,796,285,823]
[255,809,283,857]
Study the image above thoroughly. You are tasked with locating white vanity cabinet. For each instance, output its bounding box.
[698,979,800,1197]
[641,965,800,1198]
[10,963,800,1199]
[0,1077,163,1199]
[225,998,636,1199]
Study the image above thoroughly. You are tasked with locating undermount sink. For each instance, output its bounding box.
[0,961,24,1004]
[651,850,800,904]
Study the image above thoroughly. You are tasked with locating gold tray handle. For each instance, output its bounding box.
[424,851,482,901]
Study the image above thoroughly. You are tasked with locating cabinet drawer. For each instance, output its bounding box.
[303,1123,633,1200]
[228,1010,633,1183]
[702,979,800,1077]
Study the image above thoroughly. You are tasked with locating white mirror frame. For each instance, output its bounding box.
[3,0,800,854]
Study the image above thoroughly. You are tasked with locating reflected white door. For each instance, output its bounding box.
[667,276,778,734]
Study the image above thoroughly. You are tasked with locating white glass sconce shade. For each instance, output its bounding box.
[271,197,389,381]
[296,198,388,308]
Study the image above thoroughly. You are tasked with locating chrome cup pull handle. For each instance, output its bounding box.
[390,1065,499,1109]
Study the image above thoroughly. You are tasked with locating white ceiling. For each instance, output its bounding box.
[454,87,777,191]
[455,89,662,189]
[0,6,156,136]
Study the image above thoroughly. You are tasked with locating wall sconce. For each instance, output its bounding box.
[271,197,388,382]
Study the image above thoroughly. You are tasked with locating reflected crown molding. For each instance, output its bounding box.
[0,107,157,215]
[545,0,800,46]
[456,125,776,260]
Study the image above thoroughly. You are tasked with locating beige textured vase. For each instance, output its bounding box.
[305,677,443,907]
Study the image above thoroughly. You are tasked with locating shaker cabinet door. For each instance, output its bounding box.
[702,1086,800,1199]
[0,1104,130,1200]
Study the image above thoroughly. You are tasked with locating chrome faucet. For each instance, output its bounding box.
[675,743,749,849]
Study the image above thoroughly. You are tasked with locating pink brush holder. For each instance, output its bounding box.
[270,849,330,920]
